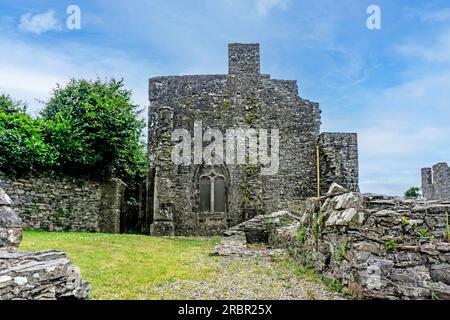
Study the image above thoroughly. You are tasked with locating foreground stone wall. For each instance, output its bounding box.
[0,171,124,233]
[271,185,450,299]
[0,187,89,300]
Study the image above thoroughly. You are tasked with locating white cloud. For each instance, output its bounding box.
[0,38,153,119]
[330,26,450,196]
[19,10,61,34]
[359,125,441,157]
[256,0,289,17]
[223,0,289,17]
[420,8,450,23]
[395,28,450,63]
[402,7,450,24]
[353,71,450,195]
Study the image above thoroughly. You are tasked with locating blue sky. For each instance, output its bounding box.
[1,0,450,195]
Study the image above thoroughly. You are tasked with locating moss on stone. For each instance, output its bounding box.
[223,97,231,110]
[184,96,195,106]
[297,225,306,245]
[244,113,256,124]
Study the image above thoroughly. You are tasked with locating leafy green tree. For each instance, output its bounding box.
[0,95,57,174]
[0,94,26,114]
[404,187,421,199]
[0,78,147,197]
[41,78,147,185]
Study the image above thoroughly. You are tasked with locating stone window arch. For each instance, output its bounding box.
[195,164,229,214]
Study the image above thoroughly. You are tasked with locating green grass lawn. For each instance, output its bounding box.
[20,230,219,300]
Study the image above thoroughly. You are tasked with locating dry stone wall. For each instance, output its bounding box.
[0,187,89,300]
[0,171,124,233]
[270,185,450,300]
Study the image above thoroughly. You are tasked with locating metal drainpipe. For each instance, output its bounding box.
[316,145,321,198]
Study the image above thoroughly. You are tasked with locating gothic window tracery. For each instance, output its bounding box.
[197,166,228,213]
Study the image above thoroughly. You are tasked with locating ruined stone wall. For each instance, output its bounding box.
[147,43,359,236]
[0,171,124,233]
[228,43,260,75]
[319,133,359,194]
[422,168,435,200]
[259,76,321,213]
[99,178,126,234]
[271,188,450,299]
[0,187,89,300]
[422,163,450,202]
[148,44,325,236]
[433,163,450,202]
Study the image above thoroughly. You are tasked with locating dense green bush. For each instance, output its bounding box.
[0,96,57,173]
[0,79,147,187]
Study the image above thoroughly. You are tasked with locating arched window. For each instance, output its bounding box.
[198,168,227,213]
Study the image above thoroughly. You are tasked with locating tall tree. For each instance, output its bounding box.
[41,78,147,185]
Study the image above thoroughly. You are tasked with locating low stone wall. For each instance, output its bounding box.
[0,171,124,233]
[0,187,89,300]
[270,185,450,299]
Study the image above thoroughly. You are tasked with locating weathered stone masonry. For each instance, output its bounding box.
[147,43,359,236]
[219,183,450,299]
[270,186,450,300]
[0,187,89,300]
[422,163,450,202]
[319,133,359,195]
[0,171,125,233]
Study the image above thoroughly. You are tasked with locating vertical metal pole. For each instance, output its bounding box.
[211,177,215,213]
[316,145,321,198]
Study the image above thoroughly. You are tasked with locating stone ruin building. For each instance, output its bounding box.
[422,162,450,202]
[146,43,359,236]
